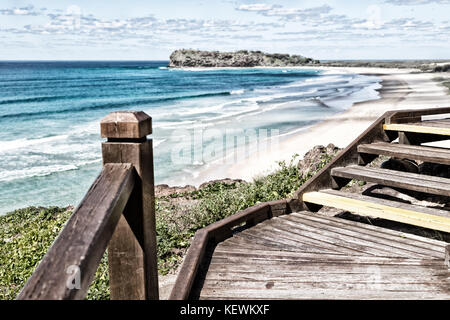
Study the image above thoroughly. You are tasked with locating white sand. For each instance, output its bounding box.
[188,67,450,185]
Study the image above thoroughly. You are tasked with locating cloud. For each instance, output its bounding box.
[385,0,450,5]
[353,5,383,29]
[237,4,332,21]
[237,4,282,11]
[0,5,41,16]
[0,2,448,59]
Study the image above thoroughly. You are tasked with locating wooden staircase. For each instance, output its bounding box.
[171,107,450,300]
[302,115,450,234]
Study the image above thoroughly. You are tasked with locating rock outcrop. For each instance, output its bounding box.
[297,144,341,178]
[169,49,319,68]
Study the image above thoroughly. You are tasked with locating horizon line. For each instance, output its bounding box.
[0,58,449,62]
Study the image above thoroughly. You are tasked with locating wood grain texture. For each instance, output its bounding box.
[383,123,450,136]
[331,165,450,197]
[358,142,450,165]
[100,111,152,139]
[169,230,209,300]
[193,212,450,300]
[17,163,135,300]
[286,212,445,256]
[303,190,450,233]
[102,139,159,300]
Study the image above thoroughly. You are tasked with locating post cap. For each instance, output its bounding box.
[100,111,152,139]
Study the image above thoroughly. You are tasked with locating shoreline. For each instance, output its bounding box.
[182,66,450,185]
[1,66,449,214]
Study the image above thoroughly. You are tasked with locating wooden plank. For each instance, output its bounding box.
[221,236,333,254]
[286,212,445,257]
[203,269,450,282]
[250,220,408,258]
[169,230,209,300]
[211,248,445,267]
[276,215,440,258]
[302,191,450,233]
[199,279,447,292]
[358,142,450,165]
[201,282,450,297]
[383,123,450,136]
[232,232,340,255]
[206,261,447,273]
[422,120,450,126]
[198,288,450,300]
[236,226,370,256]
[331,165,450,197]
[323,189,450,219]
[289,211,447,249]
[208,253,443,266]
[17,163,135,300]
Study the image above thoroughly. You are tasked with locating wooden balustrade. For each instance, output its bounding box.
[16,106,450,300]
[17,111,158,300]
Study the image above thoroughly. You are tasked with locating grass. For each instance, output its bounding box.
[0,152,335,300]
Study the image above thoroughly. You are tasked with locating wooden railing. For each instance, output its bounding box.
[169,106,450,300]
[169,199,290,300]
[17,111,158,300]
[16,106,450,300]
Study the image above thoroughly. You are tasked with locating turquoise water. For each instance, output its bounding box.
[0,61,381,214]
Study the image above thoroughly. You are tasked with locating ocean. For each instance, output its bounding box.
[0,61,381,214]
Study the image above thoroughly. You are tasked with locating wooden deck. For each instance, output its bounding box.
[190,212,450,300]
[171,108,450,300]
[19,108,450,300]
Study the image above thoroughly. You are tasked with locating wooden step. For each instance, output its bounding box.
[358,142,450,165]
[383,121,450,136]
[331,165,450,197]
[302,189,450,233]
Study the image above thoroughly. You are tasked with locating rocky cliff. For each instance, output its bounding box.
[169,49,319,68]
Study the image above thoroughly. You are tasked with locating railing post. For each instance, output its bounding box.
[100,111,158,300]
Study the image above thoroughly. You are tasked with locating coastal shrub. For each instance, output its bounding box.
[0,151,336,300]
[433,64,450,72]
[0,206,109,300]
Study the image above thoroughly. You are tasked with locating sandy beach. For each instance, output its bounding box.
[190,67,450,185]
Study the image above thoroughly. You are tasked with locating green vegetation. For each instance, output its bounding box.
[433,64,450,72]
[318,60,450,72]
[0,152,335,300]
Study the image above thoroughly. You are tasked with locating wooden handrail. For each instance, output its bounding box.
[169,200,289,300]
[17,106,450,300]
[17,163,136,300]
[17,110,158,300]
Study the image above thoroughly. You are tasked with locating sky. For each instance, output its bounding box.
[0,0,449,60]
